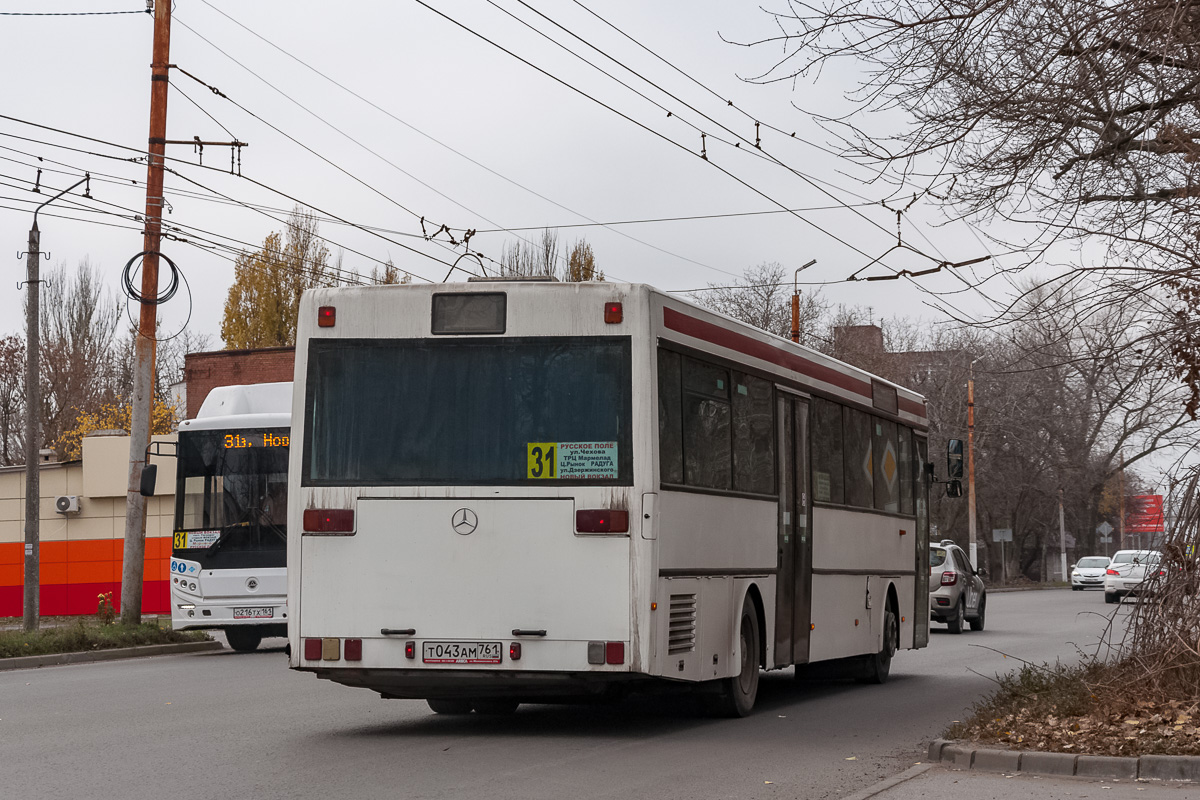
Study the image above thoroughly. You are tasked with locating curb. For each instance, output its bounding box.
[839,764,933,800]
[929,739,1200,781]
[0,640,223,671]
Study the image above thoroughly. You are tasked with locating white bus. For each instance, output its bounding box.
[165,382,291,651]
[288,282,943,715]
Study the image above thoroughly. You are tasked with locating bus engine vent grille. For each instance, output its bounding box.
[668,594,697,655]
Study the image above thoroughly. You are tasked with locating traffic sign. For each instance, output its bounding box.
[1099,535,1112,544]
[1097,521,1114,536]
[992,528,1013,543]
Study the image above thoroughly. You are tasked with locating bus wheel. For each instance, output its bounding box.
[427,698,474,715]
[225,627,263,652]
[857,604,898,685]
[710,600,760,718]
[473,699,519,715]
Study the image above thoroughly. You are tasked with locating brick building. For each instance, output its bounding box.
[183,346,295,419]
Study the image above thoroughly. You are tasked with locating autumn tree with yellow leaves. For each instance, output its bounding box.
[59,399,177,461]
[221,207,335,349]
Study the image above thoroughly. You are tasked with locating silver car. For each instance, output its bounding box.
[1070,556,1111,590]
[1104,549,1162,604]
[930,541,986,633]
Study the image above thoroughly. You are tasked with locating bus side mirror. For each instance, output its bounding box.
[946,479,962,498]
[139,464,158,497]
[947,439,964,480]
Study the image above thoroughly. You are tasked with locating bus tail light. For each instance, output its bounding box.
[509,643,521,661]
[344,639,362,661]
[304,638,322,660]
[576,509,629,533]
[604,302,623,324]
[303,508,355,534]
[405,641,416,659]
[940,571,958,586]
[605,642,624,665]
[318,306,336,327]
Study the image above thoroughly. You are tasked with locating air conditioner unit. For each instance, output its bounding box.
[55,495,80,514]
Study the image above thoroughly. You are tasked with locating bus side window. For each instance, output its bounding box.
[843,407,874,509]
[658,349,684,484]
[898,426,914,516]
[682,357,732,490]
[732,372,774,494]
[873,418,900,513]
[812,398,844,504]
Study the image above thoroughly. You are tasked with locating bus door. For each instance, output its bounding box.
[774,391,813,667]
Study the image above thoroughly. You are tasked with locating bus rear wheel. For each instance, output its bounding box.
[709,600,760,718]
[427,698,473,715]
[225,627,263,652]
[856,604,898,685]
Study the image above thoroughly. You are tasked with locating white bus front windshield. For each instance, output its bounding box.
[174,428,289,569]
[303,336,633,486]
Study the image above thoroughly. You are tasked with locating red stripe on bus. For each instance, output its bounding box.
[663,307,927,421]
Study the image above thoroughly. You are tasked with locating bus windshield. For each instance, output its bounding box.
[174,428,289,568]
[303,336,633,486]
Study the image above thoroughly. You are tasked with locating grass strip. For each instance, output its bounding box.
[0,620,210,658]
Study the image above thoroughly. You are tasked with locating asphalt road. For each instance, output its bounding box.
[0,588,1128,800]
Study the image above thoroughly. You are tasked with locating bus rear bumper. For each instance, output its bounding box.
[299,666,650,700]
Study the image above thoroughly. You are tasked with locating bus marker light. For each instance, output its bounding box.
[509,643,521,661]
[304,638,322,660]
[854,619,859,626]
[303,508,355,534]
[604,302,622,324]
[810,623,815,630]
[899,529,907,536]
[322,638,340,661]
[587,641,605,665]
[940,571,958,586]
[651,602,657,611]
[576,509,629,533]
[405,641,416,659]
[345,639,362,661]
[317,306,336,327]
[605,642,624,665]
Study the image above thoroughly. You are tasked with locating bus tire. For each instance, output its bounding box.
[857,603,898,685]
[710,600,761,718]
[427,698,474,715]
[946,598,965,634]
[225,627,263,652]
[472,699,519,715]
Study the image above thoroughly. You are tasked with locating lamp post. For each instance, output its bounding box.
[790,259,817,343]
[22,174,90,632]
[968,358,979,570]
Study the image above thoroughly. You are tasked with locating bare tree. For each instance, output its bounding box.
[690,262,827,343]
[0,335,23,466]
[740,0,1200,412]
[498,229,560,278]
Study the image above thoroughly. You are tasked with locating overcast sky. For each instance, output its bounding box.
[1,0,1031,347]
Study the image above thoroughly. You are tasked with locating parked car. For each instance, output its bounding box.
[1070,556,1112,590]
[1103,549,1163,604]
[930,540,987,633]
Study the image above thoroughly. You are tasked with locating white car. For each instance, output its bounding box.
[1103,549,1162,604]
[1070,556,1111,590]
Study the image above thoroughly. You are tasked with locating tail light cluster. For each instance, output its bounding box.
[940,571,958,586]
[303,509,355,535]
[303,637,363,662]
[1106,568,1120,575]
[576,509,629,533]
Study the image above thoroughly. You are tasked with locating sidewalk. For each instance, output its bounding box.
[853,764,1199,799]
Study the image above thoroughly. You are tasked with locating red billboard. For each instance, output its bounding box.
[1126,495,1165,534]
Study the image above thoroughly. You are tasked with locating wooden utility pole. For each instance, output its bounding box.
[121,0,172,625]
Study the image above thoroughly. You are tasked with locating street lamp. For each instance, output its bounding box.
[791,259,817,343]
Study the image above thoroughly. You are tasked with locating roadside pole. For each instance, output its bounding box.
[121,0,171,625]
[1058,488,1068,582]
[967,359,978,568]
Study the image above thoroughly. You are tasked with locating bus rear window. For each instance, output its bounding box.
[303,336,633,486]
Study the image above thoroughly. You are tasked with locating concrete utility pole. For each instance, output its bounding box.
[1058,487,1068,582]
[22,175,91,633]
[1118,452,1126,551]
[121,0,172,625]
[967,359,978,569]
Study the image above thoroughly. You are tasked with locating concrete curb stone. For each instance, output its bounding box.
[1076,755,1138,779]
[972,748,1020,772]
[933,740,1200,782]
[1139,756,1200,782]
[0,640,222,671]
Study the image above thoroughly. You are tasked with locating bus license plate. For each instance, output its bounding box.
[422,641,502,664]
[232,607,274,619]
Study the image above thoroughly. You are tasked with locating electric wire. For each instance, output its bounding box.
[192,0,733,280]
[0,8,145,15]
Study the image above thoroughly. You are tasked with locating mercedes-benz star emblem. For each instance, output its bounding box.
[452,508,478,535]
